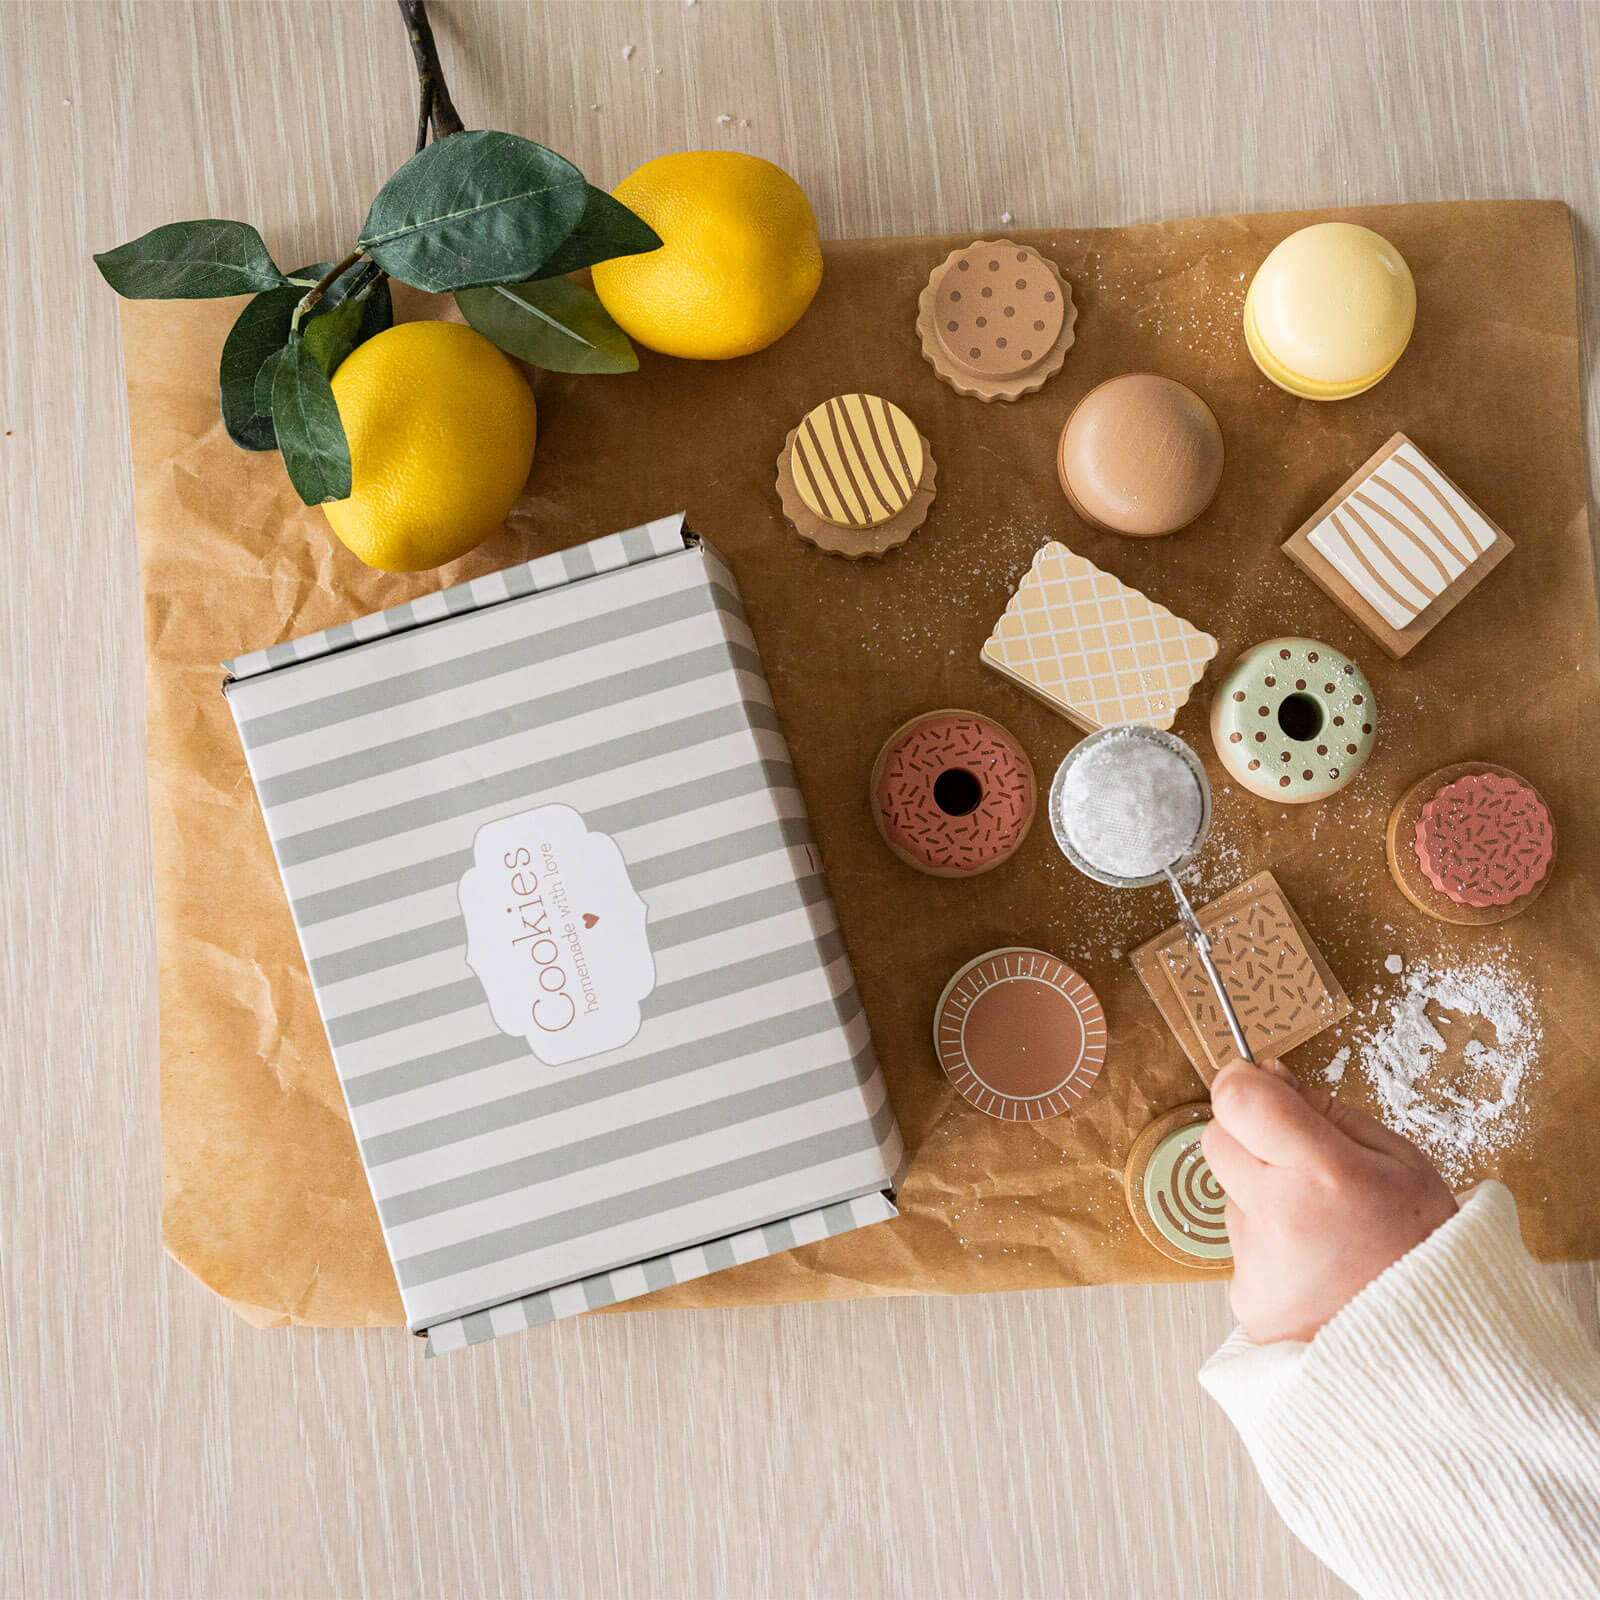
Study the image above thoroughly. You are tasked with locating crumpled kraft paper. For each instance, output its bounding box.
[126,200,1600,1331]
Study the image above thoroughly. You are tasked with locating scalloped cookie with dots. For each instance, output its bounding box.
[916,239,1077,401]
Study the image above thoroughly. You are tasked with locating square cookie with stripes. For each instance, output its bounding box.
[1283,433,1514,659]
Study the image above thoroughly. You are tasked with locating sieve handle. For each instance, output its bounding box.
[1164,871,1256,1067]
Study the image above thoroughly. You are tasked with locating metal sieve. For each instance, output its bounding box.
[1048,724,1255,1066]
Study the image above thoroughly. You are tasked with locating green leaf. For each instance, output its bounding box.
[93,220,286,298]
[218,264,393,451]
[254,346,284,420]
[219,286,301,450]
[455,277,639,375]
[347,273,394,351]
[271,336,351,504]
[302,295,366,379]
[532,185,662,278]
[301,264,394,377]
[303,260,393,350]
[357,130,588,292]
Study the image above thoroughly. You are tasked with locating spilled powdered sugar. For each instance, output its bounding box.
[1330,957,1541,1182]
[1323,1045,1351,1087]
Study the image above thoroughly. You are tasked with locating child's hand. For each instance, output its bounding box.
[1201,1060,1458,1345]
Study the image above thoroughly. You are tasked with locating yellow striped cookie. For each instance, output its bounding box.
[790,394,925,529]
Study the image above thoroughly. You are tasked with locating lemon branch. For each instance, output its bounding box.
[286,5,465,338]
[399,0,464,145]
[92,0,657,500]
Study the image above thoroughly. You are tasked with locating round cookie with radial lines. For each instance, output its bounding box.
[776,393,937,559]
[933,947,1107,1122]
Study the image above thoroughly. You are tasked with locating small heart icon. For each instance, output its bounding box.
[582,913,599,929]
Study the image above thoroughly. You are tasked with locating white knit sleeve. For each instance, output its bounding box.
[1200,1182,1600,1600]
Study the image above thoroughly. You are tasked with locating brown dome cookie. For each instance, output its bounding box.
[1057,374,1224,537]
[917,240,1077,402]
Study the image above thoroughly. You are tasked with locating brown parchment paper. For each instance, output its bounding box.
[128,200,1600,1331]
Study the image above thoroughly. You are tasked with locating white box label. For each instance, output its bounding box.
[459,804,655,1066]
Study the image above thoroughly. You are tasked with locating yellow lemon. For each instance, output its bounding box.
[591,151,823,360]
[323,321,537,572]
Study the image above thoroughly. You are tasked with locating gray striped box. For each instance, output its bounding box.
[224,513,904,1354]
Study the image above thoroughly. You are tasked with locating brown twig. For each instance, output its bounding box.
[398,0,464,143]
[414,78,434,154]
[291,250,366,333]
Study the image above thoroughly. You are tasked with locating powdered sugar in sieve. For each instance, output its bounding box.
[1052,728,1207,884]
[1049,724,1255,1064]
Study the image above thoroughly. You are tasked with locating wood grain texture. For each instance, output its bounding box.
[4,3,1599,1596]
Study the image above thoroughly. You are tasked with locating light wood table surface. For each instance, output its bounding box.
[5,3,1600,1596]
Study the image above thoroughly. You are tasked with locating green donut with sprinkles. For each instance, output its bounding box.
[1210,637,1377,803]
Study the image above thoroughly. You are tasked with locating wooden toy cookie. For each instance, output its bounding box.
[1283,434,1514,659]
[1057,375,1224,537]
[870,709,1035,877]
[776,393,937,559]
[1124,1103,1231,1270]
[1130,870,1351,1081]
[1245,223,1416,401]
[934,948,1107,1122]
[916,240,1077,401]
[1210,637,1376,803]
[981,542,1218,733]
[1386,761,1555,926]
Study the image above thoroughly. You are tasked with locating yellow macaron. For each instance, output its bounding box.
[1244,222,1416,401]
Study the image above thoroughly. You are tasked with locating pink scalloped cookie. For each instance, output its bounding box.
[870,710,1036,877]
[1414,771,1554,907]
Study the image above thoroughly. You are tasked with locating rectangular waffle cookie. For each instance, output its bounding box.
[981,542,1218,731]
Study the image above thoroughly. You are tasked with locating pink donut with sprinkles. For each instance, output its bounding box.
[870,709,1037,877]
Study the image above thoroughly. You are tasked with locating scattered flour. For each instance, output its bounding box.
[1345,958,1541,1182]
[1055,733,1204,881]
[1384,953,1404,975]
[1177,831,1245,902]
[1324,1045,1351,1087]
